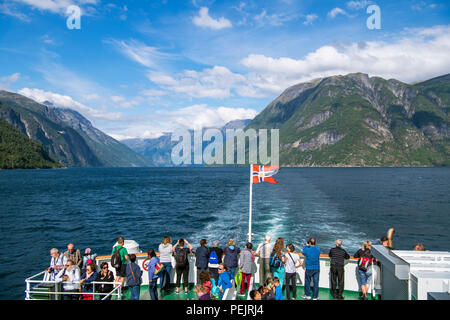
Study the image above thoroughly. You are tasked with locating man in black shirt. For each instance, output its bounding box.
[328,239,350,299]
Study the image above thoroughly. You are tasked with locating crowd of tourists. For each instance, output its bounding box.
[43,228,427,301]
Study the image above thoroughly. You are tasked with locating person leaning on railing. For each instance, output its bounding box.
[80,263,98,300]
[55,259,81,300]
[96,262,115,300]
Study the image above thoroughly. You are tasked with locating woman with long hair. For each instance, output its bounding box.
[158,236,173,292]
[354,241,374,300]
[271,237,286,289]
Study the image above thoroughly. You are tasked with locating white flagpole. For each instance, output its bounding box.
[248,163,253,243]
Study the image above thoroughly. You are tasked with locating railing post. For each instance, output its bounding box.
[25,280,30,300]
[118,285,122,300]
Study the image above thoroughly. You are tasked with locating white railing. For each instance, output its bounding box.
[25,271,122,300]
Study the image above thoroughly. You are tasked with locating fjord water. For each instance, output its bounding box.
[0,167,449,299]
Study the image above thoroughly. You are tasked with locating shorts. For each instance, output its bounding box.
[358,268,372,286]
[115,264,127,278]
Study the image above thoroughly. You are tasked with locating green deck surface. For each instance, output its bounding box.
[115,284,367,301]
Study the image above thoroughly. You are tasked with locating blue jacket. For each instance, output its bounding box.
[148,256,160,281]
[195,246,210,269]
[302,246,321,270]
[218,271,232,290]
[81,271,97,292]
[126,262,142,286]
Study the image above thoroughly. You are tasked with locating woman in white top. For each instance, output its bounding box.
[284,244,302,300]
[158,236,173,291]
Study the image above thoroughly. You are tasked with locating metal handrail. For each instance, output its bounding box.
[25,270,123,300]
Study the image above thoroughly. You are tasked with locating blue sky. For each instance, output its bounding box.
[0,0,449,139]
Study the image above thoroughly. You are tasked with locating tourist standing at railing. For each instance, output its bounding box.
[380,228,395,250]
[270,237,286,289]
[255,235,273,287]
[158,236,173,292]
[195,239,210,284]
[328,239,350,300]
[81,248,97,274]
[55,259,81,300]
[45,248,67,281]
[112,237,129,288]
[238,242,255,296]
[284,244,302,300]
[147,249,160,300]
[80,263,98,300]
[126,254,142,300]
[96,262,114,300]
[64,243,82,269]
[354,241,374,301]
[302,238,321,300]
[223,238,240,277]
[173,238,193,294]
[208,240,224,283]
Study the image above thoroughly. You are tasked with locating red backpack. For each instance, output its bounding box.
[358,251,372,271]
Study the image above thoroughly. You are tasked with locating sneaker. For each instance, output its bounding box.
[338,295,344,300]
[301,295,311,300]
[313,297,319,300]
[175,289,179,294]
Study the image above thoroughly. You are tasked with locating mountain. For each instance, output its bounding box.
[122,119,252,166]
[0,118,61,169]
[0,90,151,167]
[247,73,450,166]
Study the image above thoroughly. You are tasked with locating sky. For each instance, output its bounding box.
[0,0,449,140]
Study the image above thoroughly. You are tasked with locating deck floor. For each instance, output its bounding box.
[116,284,365,301]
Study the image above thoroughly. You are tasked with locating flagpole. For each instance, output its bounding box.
[248,163,253,243]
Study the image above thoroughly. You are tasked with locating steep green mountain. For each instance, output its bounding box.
[0,118,61,169]
[0,91,151,167]
[247,73,450,166]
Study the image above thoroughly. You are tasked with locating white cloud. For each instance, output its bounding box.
[192,7,232,30]
[105,39,172,68]
[0,2,30,21]
[327,7,348,19]
[346,1,372,10]
[12,0,98,14]
[147,66,259,98]
[18,87,122,121]
[253,9,298,26]
[0,73,21,90]
[239,25,450,95]
[303,14,318,25]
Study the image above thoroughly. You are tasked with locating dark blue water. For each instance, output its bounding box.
[0,167,449,299]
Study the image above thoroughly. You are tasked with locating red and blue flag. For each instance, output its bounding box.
[252,165,280,184]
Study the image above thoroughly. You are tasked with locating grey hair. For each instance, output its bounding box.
[336,239,342,247]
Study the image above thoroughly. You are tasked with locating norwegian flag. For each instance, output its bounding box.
[252,165,280,184]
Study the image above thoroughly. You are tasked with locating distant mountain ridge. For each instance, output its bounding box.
[246,73,449,166]
[0,90,151,167]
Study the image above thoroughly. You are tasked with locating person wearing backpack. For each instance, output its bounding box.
[301,238,320,300]
[172,238,193,294]
[208,240,223,283]
[147,249,161,300]
[284,243,302,300]
[270,237,286,291]
[354,241,374,300]
[111,237,129,288]
[195,239,210,284]
[223,238,240,277]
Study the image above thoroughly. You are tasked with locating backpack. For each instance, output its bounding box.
[111,246,123,269]
[269,251,282,268]
[153,258,164,275]
[358,251,372,272]
[176,248,188,266]
[209,250,219,264]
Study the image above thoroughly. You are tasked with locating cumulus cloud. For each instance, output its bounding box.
[239,25,450,95]
[18,87,122,121]
[147,66,259,98]
[192,7,232,30]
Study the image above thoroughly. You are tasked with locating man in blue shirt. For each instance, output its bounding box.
[302,238,320,300]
